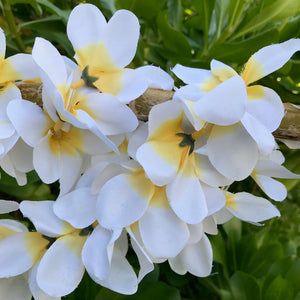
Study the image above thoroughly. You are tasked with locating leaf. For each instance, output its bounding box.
[168,0,182,30]
[264,275,294,300]
[233,0,300,39]
[209,28,279,63]
[20,15,65,32]
[230,271,261,300]
[8,0,43,15]
[157,11,192,57]
[36,0,69,24]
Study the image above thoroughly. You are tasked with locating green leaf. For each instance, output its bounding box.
[8,0,42,15]
[20,15,65,32]
[168,0,182,30]
[233,0,300,39]
[36,0,69,24]
[264,275,294,300]
[209,28,279,63]
[230,271,261,300]
[157,11,191,57]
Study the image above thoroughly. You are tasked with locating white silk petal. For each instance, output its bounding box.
[241,112,276,155]
[54,188,97,229]
[67,3,107,49]
[202,184,226,216]
[227,192,280,221]
[139,207,189,258]
[193,75,247,126]
[207,123,258,180]
[172,64,212,84]
[37,235,86,297]
[0,200,19,214]
[20,201,72,237]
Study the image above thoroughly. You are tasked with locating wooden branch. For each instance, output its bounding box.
[16,82,300,141]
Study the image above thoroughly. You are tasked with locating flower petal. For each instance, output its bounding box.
[37,235,86,297]
[241,112,276,155]
[226,192,280,221]
[20,200,72,237]
[242,39,300,84]
[67,3,107,50]
[0,200,19,214]
[139,206,189,258]
[246,86,284,132]
[202,184,226,216]
[97,171,153,229]
[193,75,247,126]
[172,64,212,84]
[207,123,258,180]
[0,28,5,60]
[54,188,97,229]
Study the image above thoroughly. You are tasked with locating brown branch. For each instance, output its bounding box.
[16,82,300,141]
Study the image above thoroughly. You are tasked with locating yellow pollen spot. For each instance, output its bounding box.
[241,57,264,86]
[149,186,170,209]
[25,232,49,263]
[246,85,265,101]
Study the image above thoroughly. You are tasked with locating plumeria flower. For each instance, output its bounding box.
[66,4,148,103]
[251,150,300,201]
[135,100,231,224]
[32,37,138,152]
[0,199,19,214]
[215,191,280,225]
[0,218,60,300]
[7,86,119,194]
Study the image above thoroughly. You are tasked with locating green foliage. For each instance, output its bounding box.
[0,0,299,299]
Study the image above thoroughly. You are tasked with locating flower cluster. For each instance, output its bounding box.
[0,3,299,299]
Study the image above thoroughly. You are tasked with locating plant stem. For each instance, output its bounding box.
[2,0,26,52]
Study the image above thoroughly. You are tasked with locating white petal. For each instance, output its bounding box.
[0,232,46,277]
[32,38,67,87]
[67,3,107,49]
[127,122,148,160]
[0,219,28,234]
[0,28,5,59]
[226,192,280,221]
[202,184,226,216]
[169,234,212,277]
[0,274,32,300]
[241,112,276,155]
[82,226,112,281]
[214,207,233,224]
[80,92,138,135]
[4,54,39,81]
[7,100,48,147]
[210,59,238,81]
[207,123,258,180]
[116,68,148,103]
[172,64,212,84]
[247,86,284,132]
[0,200,19,214]
[253,174,287,201]
[97,172,153,229]
[166,165,208,224]
[242,39,300,84]
[102,9,140,68]
[187,223,204,244]
[29,262,60,300]
[37,235,86,297]
[193,75,247,126]
[256,159,300,179]
[92,247,138,295]
[139,207,189,258]
[136,65,174,90]
[203,216,218,235]
[20,200,72,237]
[54,188,97,229]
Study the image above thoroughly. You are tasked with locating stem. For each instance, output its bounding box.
[2,0,26,52]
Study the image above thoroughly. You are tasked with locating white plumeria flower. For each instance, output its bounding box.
[0,219,60,300]
[251,150,300,201]
[134,100,231,224]
[32,37,138,151]
[173,39,300,156]
[66,4,148,103]
[7,90,118,194]
[215,191,280,224]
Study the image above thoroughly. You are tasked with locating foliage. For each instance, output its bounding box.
[0,0,299,299]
